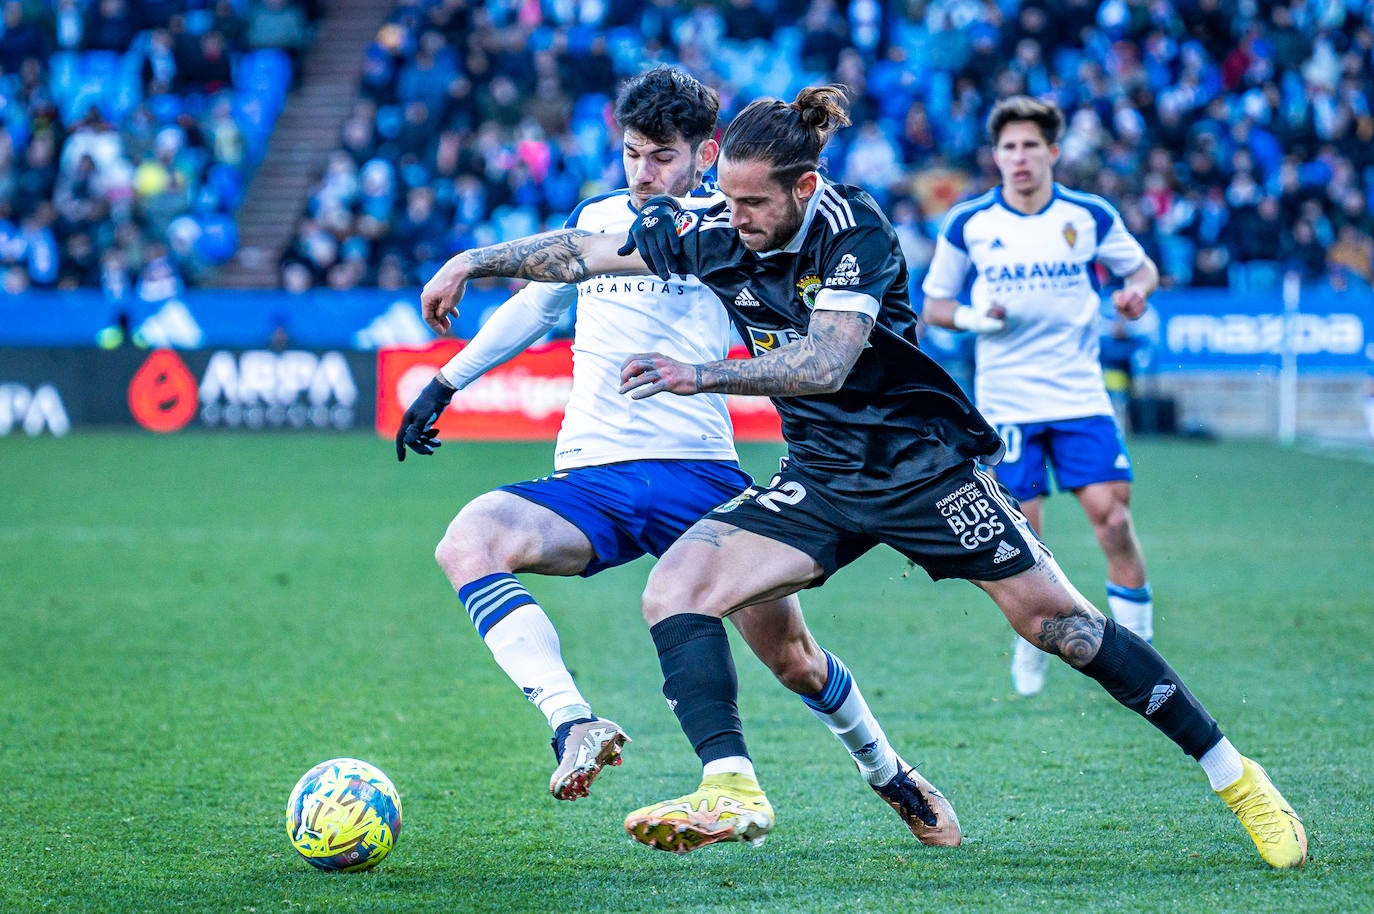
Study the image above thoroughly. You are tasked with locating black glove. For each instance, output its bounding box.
[617,195,689,280]
[395,376,456,461]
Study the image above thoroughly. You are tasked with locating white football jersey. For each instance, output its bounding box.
[923,184,1147,424]
[442,188,738,470]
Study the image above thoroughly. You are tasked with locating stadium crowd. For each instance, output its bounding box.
[283,0,1374,297]
[0,0,319,296]
[3,0,1373,299]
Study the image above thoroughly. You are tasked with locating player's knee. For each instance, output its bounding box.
[639,578,680,625]
[433,521,466,577]
[1092,502,1134,545]
[641,566,722,625]
[434,506,509,581]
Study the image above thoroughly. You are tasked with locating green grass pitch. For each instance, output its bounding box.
[3,432,1371,913]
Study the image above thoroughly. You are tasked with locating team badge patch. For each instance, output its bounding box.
[796,273,821,308]
[826,253,861,286]
[1062,222,1078,247]
[712,487,758,514]
[673,210,698,237]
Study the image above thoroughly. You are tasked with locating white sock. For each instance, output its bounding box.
[1200,737,1246,790]
[703,756,757,780]
[1107,580,1154,642]
[480,603,591,729]
[802,650,900,786]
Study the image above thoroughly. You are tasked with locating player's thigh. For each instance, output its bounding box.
[445,490,595,575]
[643,520,823,621]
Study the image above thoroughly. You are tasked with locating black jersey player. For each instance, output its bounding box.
[407,86,1306,869]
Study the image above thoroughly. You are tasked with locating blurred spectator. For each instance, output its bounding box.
[1328,224,1374,287]
[83,0,137,52]
[1,1,48,72]
[247,0,311,66]
[176,29,234,95]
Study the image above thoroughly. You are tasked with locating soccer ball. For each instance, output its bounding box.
[286,757,402,872]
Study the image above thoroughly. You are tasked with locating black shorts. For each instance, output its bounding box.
[708,458,1040,584]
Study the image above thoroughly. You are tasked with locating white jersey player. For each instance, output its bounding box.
[439,190,738,470]
[397,66,953,848]
[923,95,1162,697]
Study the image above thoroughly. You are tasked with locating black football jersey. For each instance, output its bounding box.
[669,181,1004,492]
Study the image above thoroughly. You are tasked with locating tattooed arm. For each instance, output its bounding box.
[619,309,874,399]
[420,230,648,334]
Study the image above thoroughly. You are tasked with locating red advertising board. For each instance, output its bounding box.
[376,340,783,442]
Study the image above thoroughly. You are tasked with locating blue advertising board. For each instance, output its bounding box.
[0,287,527,351]
[1,286,1369,373]
[1146,287,1371,372]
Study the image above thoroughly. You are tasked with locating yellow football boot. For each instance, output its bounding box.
[624,772,774,854]
[1216,757,1308,868]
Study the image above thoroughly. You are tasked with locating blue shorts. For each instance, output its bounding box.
[499,459,752,576]
[991,415,1133,501]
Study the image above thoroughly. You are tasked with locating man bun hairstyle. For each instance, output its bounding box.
[720,84,851,187]
[614,65,720,149]
[986,95,1065,146]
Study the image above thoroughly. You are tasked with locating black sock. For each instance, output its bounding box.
[650,613,749,765]
[1081,619,1222,759]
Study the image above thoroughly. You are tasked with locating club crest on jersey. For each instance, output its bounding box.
[826,253,861,286]
[1062,222,1078,247]
[673,210,698,237]
[746,325,804,354]
[796,273,821,309]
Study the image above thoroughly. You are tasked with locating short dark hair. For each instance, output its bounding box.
[719,85,851,187]
[613,65,720,148]
[986,95,1064,145]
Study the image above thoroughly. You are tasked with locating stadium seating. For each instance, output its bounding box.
[277,0,1372,294]
[4,0,1371,296]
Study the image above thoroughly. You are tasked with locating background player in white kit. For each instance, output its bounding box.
[922,95,1161,697]
[395,66,959,845]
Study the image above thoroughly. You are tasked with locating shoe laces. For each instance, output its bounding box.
[1231,787,1287,841]
[877,769,939,827]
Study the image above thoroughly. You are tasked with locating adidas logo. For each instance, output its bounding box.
[1114,453,1131,470]
[993,540,1022,564]
[734,287,762,309]
[665,697,678,712]
[523,686,544,703]
[1145,682,1176,716]
[851,739,881,762]
[990,238,1005,249]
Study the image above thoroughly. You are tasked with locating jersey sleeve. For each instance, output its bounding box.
[1094,205,1148,278]
[920,230,974,300]
[811,223,898,319]
[670,201,733,279]
[437,282,575,389]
